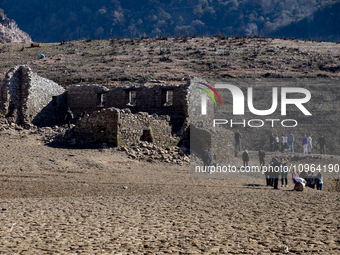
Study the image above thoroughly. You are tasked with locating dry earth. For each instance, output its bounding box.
[0,128,340,254]
[1,37,340,87]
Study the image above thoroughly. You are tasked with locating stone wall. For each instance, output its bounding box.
[67,85,109,117]
[187,76,215,128]
[72,107,176,147]
[0,65,66,126]
[119,110,176,147]
[67,83,189,134]
[188,76,235,166]
[72,108,119,146]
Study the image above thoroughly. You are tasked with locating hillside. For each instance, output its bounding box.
[0,37,339,87]
[0,16,32,43]
[271,1,340,41]
[1,0,340,43]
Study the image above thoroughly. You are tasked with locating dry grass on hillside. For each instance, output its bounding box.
[1,37,340,88]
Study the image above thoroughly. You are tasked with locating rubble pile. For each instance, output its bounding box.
[118,142,189,165]
[0,121,190,164]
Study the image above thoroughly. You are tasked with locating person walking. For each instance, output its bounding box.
[280,157,288,187]
[316,172,323,191]
[64,107,74,128]
[235,130,242,152]
[272,158,282,189]
[302,135,308,154]
[270,133,275,152]
[202,148,209,173]
[283,134,288,151]
[307,134,313,154]
[318,135,326,155]
[259,149,265,170]
[287,131,294,153]
[242,150,249,167]
[268,158,275,186]
[274,134,280,151]
[280,133,285,152]
[207,148,213,170]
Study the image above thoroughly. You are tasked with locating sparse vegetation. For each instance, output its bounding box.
[1,36,339,87]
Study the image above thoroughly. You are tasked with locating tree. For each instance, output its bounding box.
[95,27,104,39]
[192,20,205,28]
[177,16,185,26]
[245,23,258,37]
[0,8,6,19]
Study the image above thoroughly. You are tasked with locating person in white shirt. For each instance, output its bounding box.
[293,176,306,191]
[307,134,313,154]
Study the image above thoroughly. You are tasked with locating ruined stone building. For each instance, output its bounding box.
[0,65,234,164]
[67,83,189,134]
[0,65,66,126]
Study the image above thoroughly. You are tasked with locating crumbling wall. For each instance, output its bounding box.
[67,85,109,118]
[188,76,235,168]
[0,65,66,126]
[119,110,177,147]
[190,125,234,164]
[188,76,215,128]
[71,107,177,147]
[73,108,119,146]
[67,83,189,134]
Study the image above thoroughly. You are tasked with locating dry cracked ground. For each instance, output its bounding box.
[0,128,340,254]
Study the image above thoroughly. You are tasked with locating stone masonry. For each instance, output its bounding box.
[72,107,176,147]
[188,76,234,167]
[0,65,234,156]
[0,65,66,126]
[67,83,189,134]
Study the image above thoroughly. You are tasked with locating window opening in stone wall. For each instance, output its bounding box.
[52,96,57,106]
[97,93,106,107]
[126,90,136,106]
[162,89,173,106]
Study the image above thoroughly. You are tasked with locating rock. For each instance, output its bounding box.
[179,149,185,156]
[0,18,32,43]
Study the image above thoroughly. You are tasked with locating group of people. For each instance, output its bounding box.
[264,157,289,189]
[64,108,88,128]
[235,130,326,156]
[302,134,313,154]
[263,156,324,191]
[269,132,295,153]
[269,131,326,155]
[292,171,323,191]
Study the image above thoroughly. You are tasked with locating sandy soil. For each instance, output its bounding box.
[0,129,340,254]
